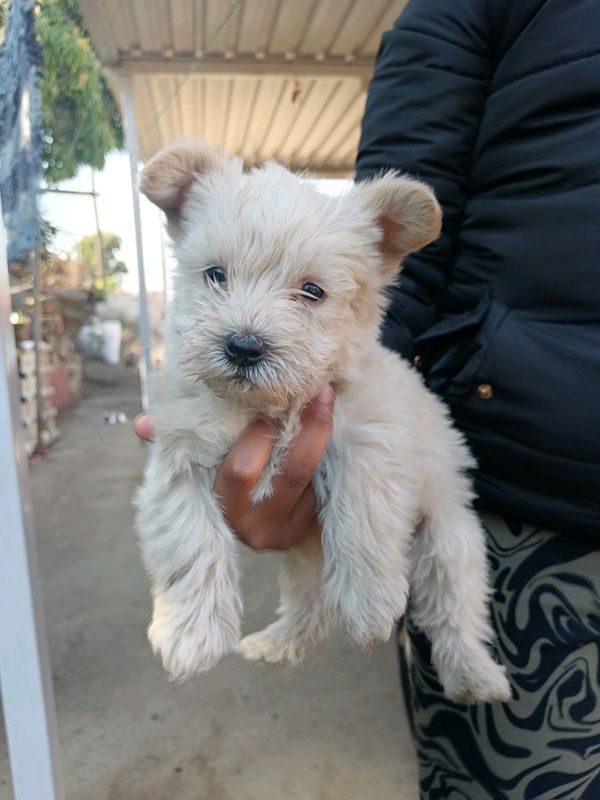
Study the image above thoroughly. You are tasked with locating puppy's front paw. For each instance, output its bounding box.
[238,627,306,667]
[442,653,511,705]
[149,594,241,680]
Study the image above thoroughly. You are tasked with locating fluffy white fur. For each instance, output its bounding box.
[134,139,510,704]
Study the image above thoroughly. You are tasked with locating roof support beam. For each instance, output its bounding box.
[113,55,374,80]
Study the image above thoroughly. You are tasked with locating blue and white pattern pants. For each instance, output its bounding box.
[405,512,600,800]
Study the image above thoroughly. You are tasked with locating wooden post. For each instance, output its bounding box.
[30,247,44,451]
[90,169,107,290]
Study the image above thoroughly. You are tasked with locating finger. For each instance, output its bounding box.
[283,484,321,549]
[133,414,155,442]
[270,384,334,510]
[237,484,320,552]
[214,418,277,517]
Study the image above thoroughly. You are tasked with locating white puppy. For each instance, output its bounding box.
[135,139,510,704]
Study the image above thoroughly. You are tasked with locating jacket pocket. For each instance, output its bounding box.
[413,292,510,400]
[456,313,600,465]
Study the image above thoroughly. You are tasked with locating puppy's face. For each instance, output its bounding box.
[141,140,441,410]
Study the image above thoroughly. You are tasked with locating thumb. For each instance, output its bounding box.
[133,414,155,442]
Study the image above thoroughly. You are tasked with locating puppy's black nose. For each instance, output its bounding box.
[224,332,266,366]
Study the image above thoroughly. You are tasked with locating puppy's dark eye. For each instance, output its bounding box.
[205,266,226,286]
[300,282,324,301]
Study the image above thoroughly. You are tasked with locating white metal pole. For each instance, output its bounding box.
[159,215,168,316]
[0,201,65,800]
[121,73,152,411]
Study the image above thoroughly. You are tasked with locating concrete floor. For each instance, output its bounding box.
[0,365,418,800]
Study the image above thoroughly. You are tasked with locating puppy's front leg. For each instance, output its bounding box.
[320,446,414,648]
[135,452,241,679]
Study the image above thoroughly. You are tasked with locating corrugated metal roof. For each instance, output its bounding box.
[79,0,408,173]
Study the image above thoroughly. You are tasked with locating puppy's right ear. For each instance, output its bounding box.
[140,138,227,223]
[350,173,441,281]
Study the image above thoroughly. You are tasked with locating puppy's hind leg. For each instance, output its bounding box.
[411,440,511,703]
[239,536,329,666]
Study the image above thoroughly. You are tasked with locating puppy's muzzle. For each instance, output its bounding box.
[224,332,267,367]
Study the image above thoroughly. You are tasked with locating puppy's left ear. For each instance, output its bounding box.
[140,138,229,229]
[351,173,442,278]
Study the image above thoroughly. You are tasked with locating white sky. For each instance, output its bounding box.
[40,151,166,294]
[40,150,350,296]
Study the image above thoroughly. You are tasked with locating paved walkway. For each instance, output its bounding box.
[0,365,418,800]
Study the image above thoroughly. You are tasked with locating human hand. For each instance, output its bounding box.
[133,385,334,551]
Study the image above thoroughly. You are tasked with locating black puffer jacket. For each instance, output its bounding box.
[356,0,600,537]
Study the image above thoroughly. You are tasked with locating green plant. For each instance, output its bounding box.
[35,0,123,182]
[77,231,127,294]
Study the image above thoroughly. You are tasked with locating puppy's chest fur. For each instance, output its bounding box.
[152,370,332,500]
[152,348,423,513]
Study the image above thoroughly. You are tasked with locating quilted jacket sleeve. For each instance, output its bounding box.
[356,0,495,358]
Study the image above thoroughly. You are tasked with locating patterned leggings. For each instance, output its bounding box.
[404,512,600,800]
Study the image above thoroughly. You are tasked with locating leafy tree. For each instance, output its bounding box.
[78,231,127,293]
[37,0,123,182]
[0,0,123,183]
